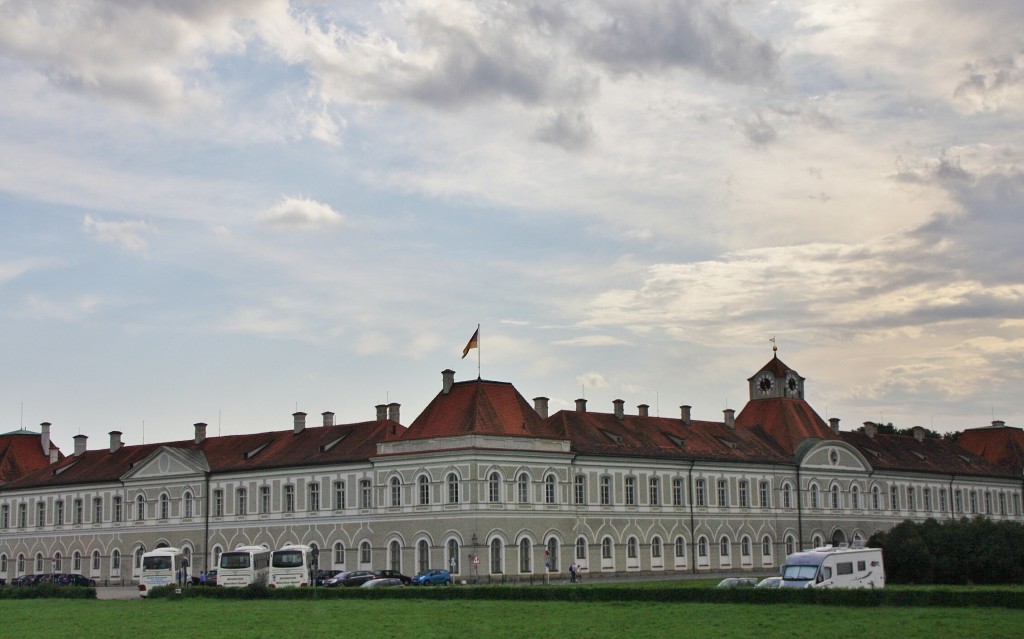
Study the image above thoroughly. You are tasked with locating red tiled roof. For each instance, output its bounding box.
[748,353,791,381]
[3,420,404,490]
[958,426,1024,477]
[735,398,838,455]
[401,379,560,440]
[0,433,60,486]
[839,430,1012,478]
[549,410,790,463]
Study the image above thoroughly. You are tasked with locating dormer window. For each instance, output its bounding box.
[601,430,623,443]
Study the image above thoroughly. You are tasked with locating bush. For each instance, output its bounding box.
[0,584,96,599]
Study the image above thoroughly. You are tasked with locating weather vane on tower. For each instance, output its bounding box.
[769,336,777,353]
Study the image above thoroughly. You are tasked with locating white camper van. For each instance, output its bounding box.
[781,541,884,589]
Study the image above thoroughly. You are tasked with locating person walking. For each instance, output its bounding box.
[569,561,578,583]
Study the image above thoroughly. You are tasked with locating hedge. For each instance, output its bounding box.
[143,584,1024,608]
[0,585,96,599]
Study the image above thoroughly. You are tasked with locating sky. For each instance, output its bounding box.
[2,1,1023,452]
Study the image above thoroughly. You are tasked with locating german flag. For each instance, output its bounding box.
[461,327,479,359]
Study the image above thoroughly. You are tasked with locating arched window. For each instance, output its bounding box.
[544,474,557,504]
[674,536,686,559]
[36,552,45,573]
[719,536,730,557]
[54,552,62,572]
[782,482,792,509]
[697,536,708,558]
[136,494,146,520]
[159,493,170,519]
[447,473,460,504]
[111,549,121,572]
[762,536,772,557]
[812,534,823,548]
[333,542,345,566]
[390,477,402,507]
[740,536,751,558]
[184,491,194,518]
[418,540,430,573]
[0,553,7,573]
[785,535,795,555]
[517,473,530,503]
[546,538,559,571]
[627,537,638,559]
[519,539,532,572]
[418,475,430,506]
[389,540,401,572]
[851,485,860,510]
[575,537,587,560]
[831,484,841,510]
[601,537,613,560]
[447,539,460,573]
[490,539,502,574]
[488,472,501,503]
[651,536,662,559]
[18,554,26,575]
[359,541,371,565]
[872,486,881,510]
[73,550,82,571]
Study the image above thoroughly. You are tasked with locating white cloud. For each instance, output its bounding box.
[82,214,156,252]
[259,197,345,228]
[554,335,631,347]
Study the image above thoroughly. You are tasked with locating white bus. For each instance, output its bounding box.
[781,541,884,589]
[269,544,317,588]
[138,547,184,597]
[218,545,271,587]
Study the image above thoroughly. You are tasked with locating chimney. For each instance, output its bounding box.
[912,426,926,442]
[829,418,840,434]
[723,409,735,430]
[376,404,387,421]
[194,422,207,444]
[387,403,400,424]
[322,412,335,427]
[442,369,455,394]
[109,430,123,453]
[50,448,59,464]
[680,405,691,425]
[293,412,306,435]
[40,422,52,456]
[863,422,877,439]
[638,404,649,418]
[613,399,625,420]
[533,397,549,419]
[575,398,587,413]
[73,434,88,457]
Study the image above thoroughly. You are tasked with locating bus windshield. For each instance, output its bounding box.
[272,551,304,568]
[783,565,818,580]
[143,556,172,571]
[220,553,251,569]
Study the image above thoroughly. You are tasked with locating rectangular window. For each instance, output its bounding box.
[672,478,684,506]
[739,481,749,508]
[37,501,46,527]
[56,500,64,525]
[74,499,83,524]
[114,496,123,522]
[857,560,866,571]
[360,480,372,509]
[309,483,320,511]
[907,487,915,511]
[334,481,346,510]
[600,476,611,505]
[759,481,769,508]
[574,475,586,505]
[649,477,659,506]
[625,477,636,506]
[985,492,992,514]
[237,488,247,515]
[284,485,295,512]
[717,480,728,507]
[18,503,26,528]
[955,489,963,513]
[890,486,899,510]
[1,504,8,528]
[260,486,271,514]
[969,490,977,513]
[696,479,706,507]
[939,489,947,513]
[93,498,102,523]
[212,491,223,517]
[836,562,854,576]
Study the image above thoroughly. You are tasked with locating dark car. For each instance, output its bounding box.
[361,577,404,588]
[410,568,452,586]
[339,570,378,587]
[59,574,97,587]
[374,569,411,586]
[314,570,341,586]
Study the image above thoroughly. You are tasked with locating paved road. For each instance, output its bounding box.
[98,586,143,600]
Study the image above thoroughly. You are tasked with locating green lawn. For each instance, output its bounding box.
[3,599,1024,639]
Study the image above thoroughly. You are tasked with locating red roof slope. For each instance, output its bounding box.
[401,379,560,440]
[0,432,60,486]
[549,410,790,463]
[748,353,791,381]
[840,430,1012,478]
[959,426,1024,477]
[4,419,404,490]
[735,398,838,455]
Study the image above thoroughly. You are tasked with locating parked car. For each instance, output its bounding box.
[0,577,6,586]
[59,574,97,587]
[716,577,758,587]
[373,569,411,585]
[361,577,405,588]
[410,568,452,586]
[314,570,341,586]
[756,577,783,588]
[339,570,378,587]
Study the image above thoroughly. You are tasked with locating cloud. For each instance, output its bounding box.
[951,52,1024,115]
[259,197,344,228]
[82,214,156,252]
[535,109,595,151]
[554,335,631,347]
[577,371,610,389]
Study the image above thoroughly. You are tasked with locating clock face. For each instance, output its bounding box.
[787,374,799,394]
[757,373,775,395]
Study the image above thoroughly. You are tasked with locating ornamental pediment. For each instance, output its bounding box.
[120,446,210,482]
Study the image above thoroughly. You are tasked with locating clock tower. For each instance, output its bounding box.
[748,349,804,400]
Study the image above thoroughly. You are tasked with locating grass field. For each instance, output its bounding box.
[3,598,1024,639]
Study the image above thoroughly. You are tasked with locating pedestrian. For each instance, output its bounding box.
[200,570,206,586]
[569,561,578,583]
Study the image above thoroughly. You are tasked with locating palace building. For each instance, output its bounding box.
[1,354,1021,583]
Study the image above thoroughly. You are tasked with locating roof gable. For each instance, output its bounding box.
[121,447,210,482]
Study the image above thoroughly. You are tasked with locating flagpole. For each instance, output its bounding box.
[477,323,481,380]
